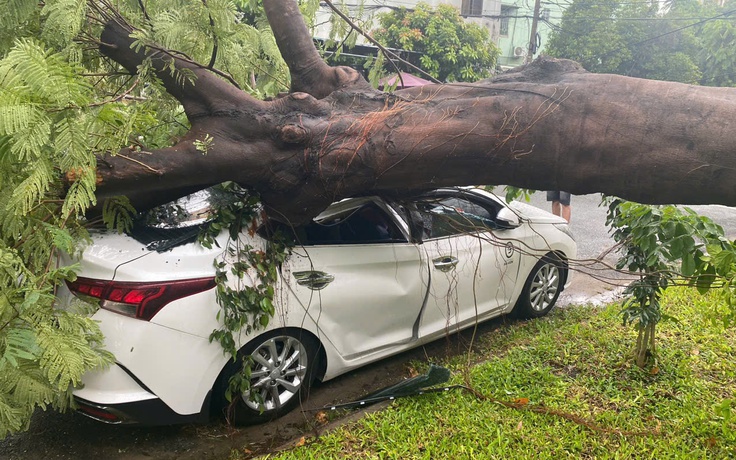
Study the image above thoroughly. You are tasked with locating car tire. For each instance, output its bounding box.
[512,253,565,319]
[213,329,320,425]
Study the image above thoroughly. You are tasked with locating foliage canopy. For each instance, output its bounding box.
[373,2,500,82]
[545,0,734,86]
[0,0,304,438]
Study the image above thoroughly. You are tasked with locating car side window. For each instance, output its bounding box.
[412,196,499,239]
[263,203,407,245]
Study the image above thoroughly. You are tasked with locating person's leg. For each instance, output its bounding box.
[547,191,561,216]
[558,192,571,223]
[551,200,561,217]
[560,204,571,222]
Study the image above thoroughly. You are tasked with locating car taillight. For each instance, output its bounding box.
[66,277,216,321]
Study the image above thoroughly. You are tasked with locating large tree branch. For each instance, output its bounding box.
[263,0,372,98]
[377,67,736,206]
[82,3,736,226]
[93,57,736,224]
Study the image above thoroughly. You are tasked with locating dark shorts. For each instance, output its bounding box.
[546,191,571,206]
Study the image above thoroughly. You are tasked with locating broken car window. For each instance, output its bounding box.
[300,203,406,245]
[411,196,499,239]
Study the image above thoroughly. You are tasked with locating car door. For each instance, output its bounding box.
[410,193,521,338]
[283,199,426,359]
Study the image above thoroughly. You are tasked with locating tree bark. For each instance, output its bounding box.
[86,1,736,225]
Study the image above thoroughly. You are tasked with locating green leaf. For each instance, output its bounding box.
[1,328,40,367]
[713,249,736,276]
[681,252,696,277]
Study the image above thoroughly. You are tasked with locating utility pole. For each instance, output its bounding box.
[527,0,542,64]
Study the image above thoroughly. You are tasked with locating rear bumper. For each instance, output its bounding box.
[72,345,219,426]
[75,305,231,417]
[74,362,158,405]
[75,394,210,426]
[74,362,211,425]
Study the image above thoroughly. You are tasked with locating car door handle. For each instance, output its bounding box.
[293,271,335,290]
[432,256,458,272]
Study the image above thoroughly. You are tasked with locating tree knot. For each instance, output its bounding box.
[280,124,309,144]
[334,66,361,84]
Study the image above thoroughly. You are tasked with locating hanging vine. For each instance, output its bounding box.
[197,182,293,402]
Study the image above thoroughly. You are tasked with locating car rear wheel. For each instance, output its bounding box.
[513,254,564,319]
[213,329,320,425]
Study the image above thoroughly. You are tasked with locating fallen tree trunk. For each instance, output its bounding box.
[85,0,736,224]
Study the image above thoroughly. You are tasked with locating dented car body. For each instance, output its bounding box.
[58,187,576,425]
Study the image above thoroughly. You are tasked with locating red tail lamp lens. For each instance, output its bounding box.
[67,277,216,321]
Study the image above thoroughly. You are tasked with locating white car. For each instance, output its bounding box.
[59,187,576,425]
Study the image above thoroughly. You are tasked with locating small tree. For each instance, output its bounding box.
[372,3,500,82]
[606,200,736,368]
[547,0,735,366]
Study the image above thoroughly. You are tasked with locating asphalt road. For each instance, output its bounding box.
[527,192,736,260]
[528,192,611,260]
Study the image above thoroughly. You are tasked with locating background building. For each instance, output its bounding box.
[496,0,566,69]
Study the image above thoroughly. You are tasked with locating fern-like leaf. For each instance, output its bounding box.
[5,363,56,409]
[7,156,53,215]
[60,164,96,218]
[0,91,42,136]
[36,322,87,390]
[0,0,37,30]
[1,327,40,369]
[102,196,137,233]
[2,38,91,106]
[40,0,87,46]
[0,390,30,438]
[54,113,93,172]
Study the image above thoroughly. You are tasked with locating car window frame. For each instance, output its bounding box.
[262,197,412,247]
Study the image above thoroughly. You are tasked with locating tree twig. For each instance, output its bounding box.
[89,78,141,107]
[115,153,163,174]
[202,0,219,69]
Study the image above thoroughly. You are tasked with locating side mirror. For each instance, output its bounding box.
[496,207,521,229]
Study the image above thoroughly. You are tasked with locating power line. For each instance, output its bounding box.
[542,7,736,83]
[544,6,735,47]
[543,0,668,5]
[498,14,734,21]
[545,15,735,21]
[616,8,736,49]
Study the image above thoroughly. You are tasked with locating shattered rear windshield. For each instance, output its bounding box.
[128,184,248,252]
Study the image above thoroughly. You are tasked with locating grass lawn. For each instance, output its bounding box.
[248,287,736,459]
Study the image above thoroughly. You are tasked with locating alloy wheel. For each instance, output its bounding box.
[243,335,309,411]
[528,262,560,312]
